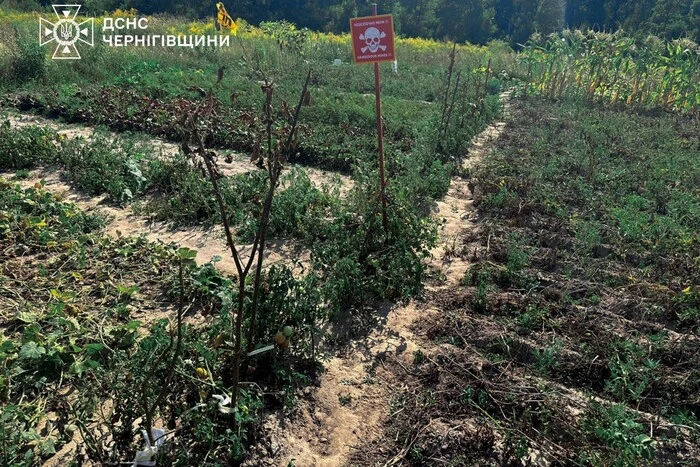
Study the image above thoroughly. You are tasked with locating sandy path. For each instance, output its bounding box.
[1,113,353,275]
[1,103,511,466]
[0,169,311,275]
[2,111,353,192]
[265,95,511,467]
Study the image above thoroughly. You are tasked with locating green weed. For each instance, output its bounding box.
[581,403,656,466]
[62,134,151,203]
[533,339,562,375]
[604,341,660,403]
[517,304,548,333]
[11,33,46,83]
[0,120,60,169]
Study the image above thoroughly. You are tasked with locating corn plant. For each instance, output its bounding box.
[520,30,700,112]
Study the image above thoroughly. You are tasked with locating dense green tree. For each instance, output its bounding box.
[565,0,606,29]
[645,0,699,39]
[509,0,539,44]
[14,0,700,44]
[535,0,565,33]
[437,0,496,43]
[390,0,441,39]
[494,0,515,35]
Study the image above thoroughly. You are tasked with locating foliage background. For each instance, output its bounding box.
[2,0,699,45]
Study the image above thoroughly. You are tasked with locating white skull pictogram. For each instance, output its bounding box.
[360,27,387,54]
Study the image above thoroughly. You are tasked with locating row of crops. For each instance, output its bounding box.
[521,30,700,111]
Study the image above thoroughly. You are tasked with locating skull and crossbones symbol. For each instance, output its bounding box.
[360,27,387,53]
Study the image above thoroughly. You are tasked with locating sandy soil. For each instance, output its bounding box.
[262,95,511,467]
[1,113,353,276]
[1,101,512,466]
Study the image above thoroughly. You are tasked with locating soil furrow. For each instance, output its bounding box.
[265,95,511,467]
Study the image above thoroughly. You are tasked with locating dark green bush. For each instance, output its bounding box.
[268,168,334,239]
[62,135,149,203]
[143,156,268,231]
[310,162,439,316]
[0,120,61,169]
[12,36,46,83]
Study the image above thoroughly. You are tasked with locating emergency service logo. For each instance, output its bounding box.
[40,4,94,60]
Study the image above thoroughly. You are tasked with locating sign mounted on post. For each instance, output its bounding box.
[350,5,393,235]
[350,14,395,64]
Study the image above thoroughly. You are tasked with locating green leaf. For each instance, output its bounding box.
[69,359,86,376]
[17,311,39,323]
[125,320,141,331]
[85,343,105,356]
[636,435,654,444]
[178,247,198,260]
[39,438,56,456]
[19,341,46,360]
[0,339,15,353]
[116,284,140,296]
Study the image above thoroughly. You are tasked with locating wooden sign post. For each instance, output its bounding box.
[350,5,395,235]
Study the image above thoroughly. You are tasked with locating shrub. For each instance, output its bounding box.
[62,135,150,203]
[0,120,61,169]
[269,168,333,239]
[12,35,46,83]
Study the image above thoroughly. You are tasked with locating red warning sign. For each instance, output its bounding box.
[350,14,395,64]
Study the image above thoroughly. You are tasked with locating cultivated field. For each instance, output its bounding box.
[0,8,698,467]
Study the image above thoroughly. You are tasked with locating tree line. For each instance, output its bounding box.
[16,0,700,45]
